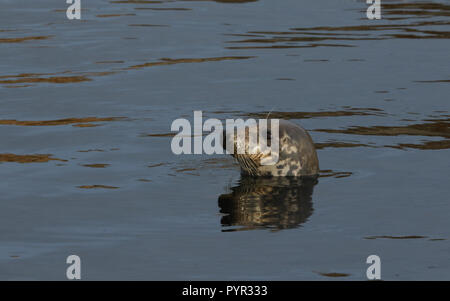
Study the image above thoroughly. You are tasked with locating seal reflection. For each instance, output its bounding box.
[218,176,317,232]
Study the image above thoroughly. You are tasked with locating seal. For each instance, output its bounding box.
[223,119,319,177]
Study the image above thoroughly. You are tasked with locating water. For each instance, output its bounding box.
[0,0,449,280]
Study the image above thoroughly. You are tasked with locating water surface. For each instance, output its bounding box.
[0,0,449,280]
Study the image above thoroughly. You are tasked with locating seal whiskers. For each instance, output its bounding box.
[235,153,261,176]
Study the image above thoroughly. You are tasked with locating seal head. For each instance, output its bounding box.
[223,119,319,177]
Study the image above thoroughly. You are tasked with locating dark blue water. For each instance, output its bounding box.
[0,0,449,280]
